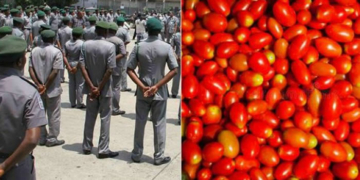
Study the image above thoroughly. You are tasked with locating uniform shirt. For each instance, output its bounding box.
[57,25,72,51]
[83,25,96,41]
[32,14,38,23]
[64,39,84,67]
[170,32,181,57]
[115,26,130,44]
[107,35,126,76]
[84,14,90,28]
[79,36,116,97]
[12,27,25,39]
[29,43,64,98]
[0,14,5,27]
[166,16,178,34]
[71,16,85,28]
[49,13,61,31]
[4,15,12,27]
[31,19,45,37]
[23,15,32,30]
[127,36,178,101]
[135,19,146,33]
[33,35,43,47]
[0,67,47,154]
[114,13,120,22]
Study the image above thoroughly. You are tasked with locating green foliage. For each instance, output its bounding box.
[12,0,78,7]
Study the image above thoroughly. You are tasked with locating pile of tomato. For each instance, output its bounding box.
[181,0,360,179]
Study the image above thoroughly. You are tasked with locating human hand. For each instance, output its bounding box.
[0,163,5,177]
[144,86,158,97]
[70,67,77,74]
[89,87,100,101]
[38,84,46,95]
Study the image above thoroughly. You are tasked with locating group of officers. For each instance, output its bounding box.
[0,3,180,180]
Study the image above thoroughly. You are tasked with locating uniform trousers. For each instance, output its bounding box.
[112,75,121,112]
[83,96,111,154]
[68,70,84,107]
[171,67,180,96]
[166,32,174,44]
[23,29,31,50]
[132,98,167,162]
[120,63,128,90]
[40,95,61,142]
[0,155,35,180]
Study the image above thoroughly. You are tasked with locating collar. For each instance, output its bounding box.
[0,67,22,76]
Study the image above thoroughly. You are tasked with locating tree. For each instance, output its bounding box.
[14,0,79,7]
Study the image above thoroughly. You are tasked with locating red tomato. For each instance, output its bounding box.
[228,172,250,180]
[278,144,300,161]
[274,38,288,58]
[202,105,222,125]
[273,58,289,74]
[273,1,296,27]
[331,55,352,74]
[197,168,212,180]
[182,140,202,165]
[265,88,282,110]
[247,100,268,116]
[196,85,214,105]
[201,75,226,95]
[348,132,360,147]
[240,134,260,158]
[232,0,252,15]
[258,146,280,167]
[344,38,360,56]
[291,60,311,85]
[248,52,271,75]
[303,46,319,64]
[234,156,260,171]
[182,102,191,118]
[203,124,222,143]
[245,86,264,101]
[196,61,219,78]
[249,120,273,138]
[211,157,235,176]
[235,10,254,28]
[274,161,293,180]
[233,27,250,44]
[325,24,355,43]
[283,24,308,41]
[248,0,268,20]
[239,71,264,87]
[202,13,228,33]
[314,76,335,90]
[217,130,239,158]
[229,53,248,72]
[276,100,296,119]
[182,75,199,99]
[317,155,331,172]
[349,63,360,87]
[309,61,337,77]
[249,168,268,180]
[332,161,359,179]
[267,17,283,39]
[288,34,311,60]
[248,32,273,50]
[267,131,283,147]
[297,10,312,25]
[283,127,309,148]
[193,40,215,60]
[320,141,347,162]
[209,33,234,45]
[229,102,248,128]
[207,0,230,16]
[286,86,307,107]
[315,37,342,58]
[307,89,322,118]
[320,93,342,120]
[186,118,204,143]
[316,5,335,23]
[293,111,313,132]
[184,9,196,22]
[330,80,353,99]
[293,155,319,179]
[202,142,224,163]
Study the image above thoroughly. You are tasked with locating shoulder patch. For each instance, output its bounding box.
[19,76,37,89]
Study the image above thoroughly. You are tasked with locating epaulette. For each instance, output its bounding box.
[19,76,37,89]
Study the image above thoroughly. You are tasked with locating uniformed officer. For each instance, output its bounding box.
[127,18,178,165]
[107,22,127,115]
[57,17,72,83]
[170,26,181,98]
[165,11,178,44]
[31,11,46,38]
[44,7,51,25]
[107,10,114,22]
[12,17,25,39]
[72,10,85,28]
[23,8,33,51]
[114,9,121,22]
[64,27,86,109]
[4,9,18,27]
[33,24,51,47]
[0,26,12,39]
[50,7,61,36]
[79,21,119,159]
[84,9,91,28]
[135,15,146,43]
[29,30,65,147]
[0,35,47,180]
[83,16,97,41]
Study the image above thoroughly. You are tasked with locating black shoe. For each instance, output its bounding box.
[112,110,126,116]
[121,88,132,92]
[39,139,47,146]
[98,151,119,159]
[131,156,140,163]
[171,95,177,98]
[71,105,76,108]
[45,139,65,147]
[77,104,86,109]
[83,150,91,155]
[154,156,171,166]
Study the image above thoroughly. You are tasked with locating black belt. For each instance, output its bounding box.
[0,152,10,158]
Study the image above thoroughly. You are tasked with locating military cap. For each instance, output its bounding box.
[0,35,27,62]
[40,24,51,30]
[85,9,90,13]
[16,6,22,10]
[109,22,118,31]
[39,5,44,9]
[72,27,83,36]
[25,9,31,13]
[69,10,74,13]
[62,17,70,23]
[116,17,125,23]
[34,6,38,9]
[146,18,163,31]
[3,4,9,8]
[52,6,58,10]
[10,9,19,14]
[88,16,97,22]
[0,26,12,35]
[96,21,109,29]
[44,7,50,12]
[13,17,24,24]
[41,30,55,39]
[37,10,45,17]
[64,6,69,9]
[60,10,66,14]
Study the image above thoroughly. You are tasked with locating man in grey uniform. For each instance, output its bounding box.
[115,17,131,92]
[79,21,119,159]
[50,7,60,36]
[31,11,46,38]
[64,27,86,109]
[127,18,178,165]
[0,26,12,39]
[0,35,47,180]
[57,17,72,83]
[83,16,97,41]
[84,9,91,28]
[72,10,85,28]
[11,17,25,39]
[23,9,33,51]
[29,30,65,147]
[107,22,127,115]
[170,27,180,98]
[165,11,178,44]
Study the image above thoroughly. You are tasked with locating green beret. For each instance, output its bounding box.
[44,7,50,12]
[72,27,83,36]
[13,17,24,24]
[62,17,70,23]
[109,22,118,31]
[88,16,96,22]
[39,5,44,9]
[34,6,38,9]
[3,4,9,8]
[16,6,22,10]
[146,18,163,31]
[64,6,69,9]
[52,6,57,10]
[40,24,51,30]
[37,10,45,17]
[96,21,109,29]
[0,26,12,35]
[41,30,55,39]
[25,9,31,13]
[116,17,125,23]
[69,10,74,13]
[60,10,66,14]
[10,9,19,14]
[0,35,26,62]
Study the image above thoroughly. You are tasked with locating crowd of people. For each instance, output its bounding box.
[0,3,180,179]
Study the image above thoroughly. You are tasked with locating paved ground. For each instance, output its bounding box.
[23,31,181,180]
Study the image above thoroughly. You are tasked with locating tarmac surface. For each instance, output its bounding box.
[23,30,181,180]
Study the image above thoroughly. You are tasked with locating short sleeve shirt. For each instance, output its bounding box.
[29,44,64,98]
[65,39,84,67]
[72,17,85,28]
[0,67,47,154]
[127,36,178,101]
[170,32,181,57]
[31,20,45,37]
[50,13,61,31]
[166,16,178,34]
[107,36,126,76]
[12,27,25,39]
[79,37,116,97]
[83,26,96,41]
[115,27,130,44]
[57,26,72,50]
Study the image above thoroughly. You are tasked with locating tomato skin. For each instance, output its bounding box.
[211,157,235,176]
[229,102,248,128]
[196,85,214,105]
[241,134,260,158]
[207,0,230,17]
[320,93,342,120]
[349,63,360,87]
[186,118,204,143]
[245,86,264,101]
[182,140,202,165]
[248,0,268,20]
[184,9,196,22]
[236,10,254,28]
[217,130,239,158]
[283,127,309,148]
[283,24,308,41]
[203,13,228,33]
[202,105,222,125]
[274,38,288,59]
[197,168,212,180]
[273,58,289,75]
[293,155,320,179]
[340,142,355,162]
[247,100,268,116]
[288,34,311,60]
[331,55,352,74]
[330,80,353,98]
[347,132,360,148]
[209,33,234,46]
[332,161,359,179]
[216,42,239,59]
[308,89,322,118]
[267,131,283,148]
[249,168,268,180]
[286,86,307,107]
[315,37,342,58]
[316,171,334,179]
[276,100,296,119]
[278,144,300,161]
[193,40,215,60]
[249,120,273,138]
[274,161,293,180]
[334,121,350,141]
[239,71,264,87]
[273,1,296,27]
[182,75,199,99]
[317,155,331,172]
[202,142,224,163]
[291,60,311,85]
[232,0,252,15]
[314,76,335,90]
[316,5,335,23]
[248,52,271,75]
[344,38,360,56]
[267,17,283,39]
[201,75,226,95]
[234,156,260,171]
[303,46,319,64]
[325,24,355,43]
[258,146,280,167]
[297,10,312,25]
[196,61,219,78]
[320,141,347,162]
[228,172,250,180]
[248,32,273,50]
[309,61,336,77]
[182,55,194,77]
